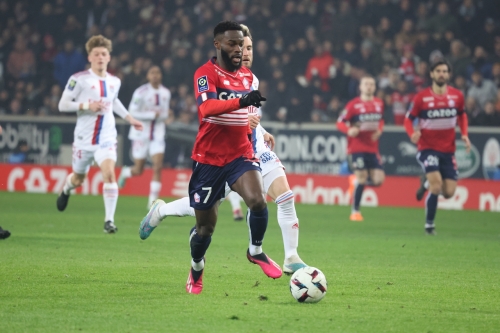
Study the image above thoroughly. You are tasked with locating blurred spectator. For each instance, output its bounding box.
[458,0,478,44]
[305,43,334,92]
[53,40,86,88]
[8,139,33,163]
[413,61,431,92]
[337,39,361,68]
[477,18,498,53]
[472,101,500,126]
[390,80,413,125]
[399,44,418,82]
[466,46,493,79]
[453,75,468,96]
[358,41,382,76]
[426,1,459,35]
[6,38,36,79]
[467,70,497,108]
[448,39,470,78]
[330,1,358,50]
[325,96,343,121]
[492,62,500,88]
[466,96,483,125]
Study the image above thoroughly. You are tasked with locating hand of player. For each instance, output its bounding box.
[89,101,105,112]
[239,90,267,108]
[248,114,260,129]
[347,127,360,137]
[411,130,421,144]
[371,129,382,141]
[126,115,143,131]
[263,132,275,150]
[462,135,471,153]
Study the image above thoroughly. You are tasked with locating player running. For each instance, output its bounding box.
[337,76,385,221]
[56,35,143,233]
[404,59,470,235]
[138,24,308,275]
[117,66,171,208]
[141,21,281,294]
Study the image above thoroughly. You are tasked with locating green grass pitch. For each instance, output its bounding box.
[1,191,499,333]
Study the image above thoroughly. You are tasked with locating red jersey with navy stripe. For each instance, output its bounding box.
[61,69,122,148]
[407,87,465,153]
[337,97,384,154]
[192,58,254,166]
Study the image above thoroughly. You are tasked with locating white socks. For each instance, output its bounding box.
[103,182,119,222]
[148,181,162,207]
[63,173,77,195]
[275,190,299,259]
[158,196,195,218]
[227,191,242,213]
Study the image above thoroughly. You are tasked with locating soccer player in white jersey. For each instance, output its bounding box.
[57,35,143,233]
[117,66,171,208]
[138,25,308,274]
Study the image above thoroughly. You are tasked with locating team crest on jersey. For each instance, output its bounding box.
[243,78,249,89]
[448,99,455,107]
[197,76,209,93]
[68,79,77,91]
[223,80,230,85]
[194,193,200,203]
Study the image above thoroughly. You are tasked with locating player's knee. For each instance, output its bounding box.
[197,225,214,237]
[101,171,115,183]
[247,194,267,211]
[429,182,442,194]
[72,176,85,187]
[442,191,455,199]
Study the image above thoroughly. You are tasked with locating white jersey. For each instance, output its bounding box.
[61,69,122,149]
[128,83,171,141]
[247,74,270,157]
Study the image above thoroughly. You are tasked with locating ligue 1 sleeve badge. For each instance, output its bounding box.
[197,76,209,93]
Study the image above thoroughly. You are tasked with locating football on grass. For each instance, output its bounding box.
[289,267,327,303]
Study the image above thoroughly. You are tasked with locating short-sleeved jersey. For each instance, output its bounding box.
[407,86,465,153]
[63,69,121,149]
[128,83,171,141]
[192,58,254,166]
[338,97,384,154]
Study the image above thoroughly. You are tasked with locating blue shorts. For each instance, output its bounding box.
[348,153,383,171]
[189,157,261,210]
[416,150,458,181]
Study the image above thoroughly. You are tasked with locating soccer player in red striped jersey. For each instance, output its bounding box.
[337,76,385,221]
[56,35,143,233]
[141,21,282,294]
[404,59,471,235]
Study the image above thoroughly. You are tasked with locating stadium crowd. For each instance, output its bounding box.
[0,0,500,126]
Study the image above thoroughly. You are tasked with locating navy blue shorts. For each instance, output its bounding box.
[416,150,458,181]
[189,157,261,210]
[348,153,383,171]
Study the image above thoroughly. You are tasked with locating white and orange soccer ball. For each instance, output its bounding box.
[289,267,327,303]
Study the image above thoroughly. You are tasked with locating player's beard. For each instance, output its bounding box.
[221,48,242,72]
[433,77,447,87]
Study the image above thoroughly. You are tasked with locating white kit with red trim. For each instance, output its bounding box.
[62,69,122,149]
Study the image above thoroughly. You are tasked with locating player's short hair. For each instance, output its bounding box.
[85,35,112,54]
[430,58,451,72]
[213,21,243,39]
[240,24,252,41]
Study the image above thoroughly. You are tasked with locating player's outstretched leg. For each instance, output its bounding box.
[103,182,119,233]
[57,173,85,211]
[424,171,444,235]
[186,226,209,294]
[274,190,307,274]
[139,199,166,239]
[232,170,282,279]
[416,174,428,201]
[350,181,365,222]
[245,207,282,278]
